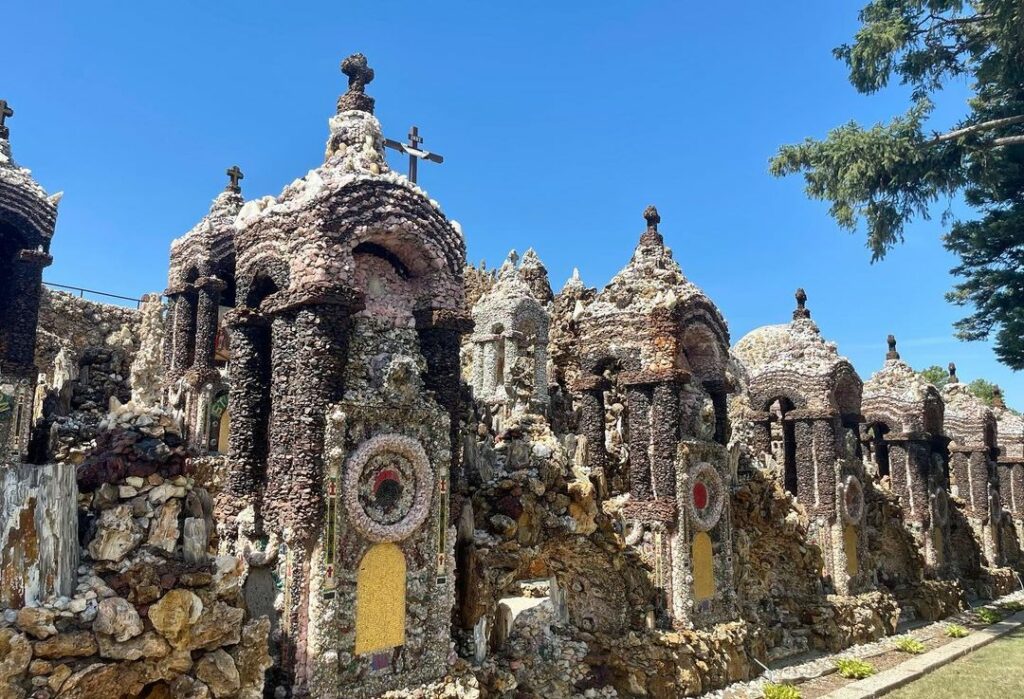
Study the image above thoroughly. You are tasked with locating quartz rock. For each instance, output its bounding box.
[87,505,143,562]
[93,596,143,642]
[14,607,57,639]
[195,649,240,698]
[148,499,182,553]
[149,589,203,648]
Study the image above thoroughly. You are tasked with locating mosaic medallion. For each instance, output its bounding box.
[684,462,724,531]
[841,475,864,524]
[344,434,433,543]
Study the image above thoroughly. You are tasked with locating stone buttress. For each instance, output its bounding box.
[733,290,869,595]
[225,54,469,697]
[575,207,737,629]
[861,336,952,575]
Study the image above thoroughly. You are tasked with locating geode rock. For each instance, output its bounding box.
[93,596,144,642]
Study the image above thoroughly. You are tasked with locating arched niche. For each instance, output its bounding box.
[355,543,407,656]
[766,396,798,496]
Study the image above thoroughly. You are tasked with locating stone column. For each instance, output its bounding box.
[416,308,473,487]
[169,285,198,374]
[162,294,179,373]
[650,381,680,498]
[480,338,497,398]
[264,294,356,543]
[576,376,610,472]
[533,341,549,409]
[792,417,839,517]
[471,340,485,396]
[223,309,271,522]
[626,385,653,500]
[193,277,226,373]
[3,249,51,368]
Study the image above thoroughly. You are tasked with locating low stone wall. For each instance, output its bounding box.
[0,463,77,609]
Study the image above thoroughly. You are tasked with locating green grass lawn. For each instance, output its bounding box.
[887,627,1024,699]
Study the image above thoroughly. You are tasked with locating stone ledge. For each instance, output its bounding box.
[822,610,1024,699]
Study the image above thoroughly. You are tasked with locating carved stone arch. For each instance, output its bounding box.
[239,257,289,310]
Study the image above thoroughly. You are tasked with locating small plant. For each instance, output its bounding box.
[835,657,876,680]
[999,600,1024,613]
[762,683,802,699]
[946,623,970,638]
[977,607,1002,624]
[894,636,926,654]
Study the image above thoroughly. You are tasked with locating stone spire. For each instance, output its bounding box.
[793,288,810,320]
[948,362,959,384]
[993,386,1006,410]
[639,205,663,247]
[337,53,375,114]
[886,334,900,361]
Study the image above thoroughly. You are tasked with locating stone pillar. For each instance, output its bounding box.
[1012,463,1024,518]
[2,249,51,368]
[162,294,178,373]
[650,381,679,498]
[193,277,226,372]
[416,308,472,487]
[223,309,271,521]
[533,341,549,409]
[792,417,839,517]
[576,376,610,472]
[480,339,497,398]
[626,385,653,500]
[471,340,485,396]
[264,297,354,542]
[169,285,198,374]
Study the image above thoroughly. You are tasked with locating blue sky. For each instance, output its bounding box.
[5,2,1020,406]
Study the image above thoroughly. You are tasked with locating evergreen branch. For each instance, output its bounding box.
[933,115,1024,142]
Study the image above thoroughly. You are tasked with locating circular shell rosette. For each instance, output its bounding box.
[841,475,865,524]
[684,462,725,531]
[344,433,434,542]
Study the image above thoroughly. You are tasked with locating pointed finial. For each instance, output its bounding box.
[948,362,958,383]
[639,205,664,246]
[337,53,376,114]
[993,386,1006,410]
[0,100,13,140]
[225,165,244,194]
[793,288,810,320]
[886,334,900,360]
[643,205,660,230]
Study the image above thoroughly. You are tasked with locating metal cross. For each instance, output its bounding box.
[226,165,244,193]
[0,100,12,138]
[384,125,444,184]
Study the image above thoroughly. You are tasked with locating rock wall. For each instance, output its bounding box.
[0,403,271,699]
[35,289,141,390]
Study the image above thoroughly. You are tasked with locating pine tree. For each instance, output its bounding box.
[771,1,1024,368]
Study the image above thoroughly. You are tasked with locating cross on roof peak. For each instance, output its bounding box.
[337,53,376,114]
[0,100,13,139]
[793,288,810,320]
[886,334,900,360]
[225,165,244,193]
[643,205,661,231]
[383,124,444,184]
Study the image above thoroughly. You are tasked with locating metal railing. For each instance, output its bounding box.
[43,282,144,308]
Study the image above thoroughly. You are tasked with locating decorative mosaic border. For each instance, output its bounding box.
[344,433,434,543]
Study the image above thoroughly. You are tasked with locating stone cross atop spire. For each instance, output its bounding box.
[639,205,664,247]
[948,362,958,383]
[225,165,244,194]
[0,100,13,140]
[793,288,810,320]
[337,53,376,114]
[886,334,900,361]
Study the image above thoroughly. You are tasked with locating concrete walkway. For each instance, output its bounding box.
[822,610,1024,699]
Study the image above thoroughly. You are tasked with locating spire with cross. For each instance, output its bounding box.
[948,362,958,383]
[793,288,810,320]
[225,165,244,194]
[337,53,376,114]
[0,100,13,140]
[384,125,445,184]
